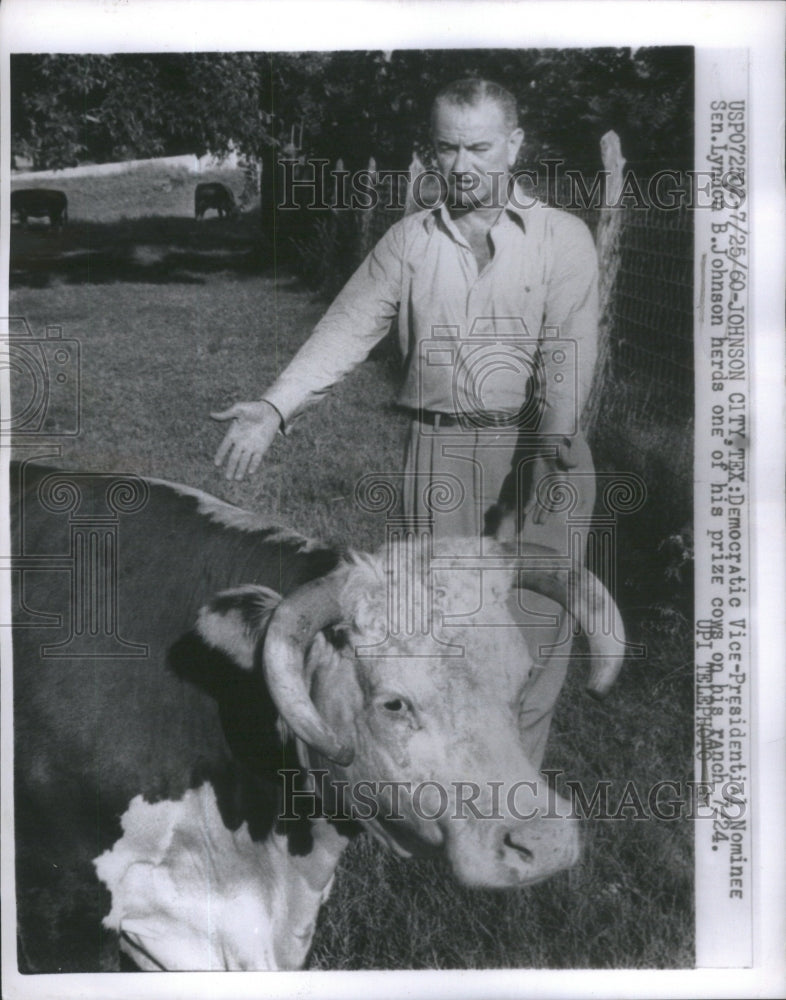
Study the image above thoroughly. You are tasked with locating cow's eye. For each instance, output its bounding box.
[375,695,416,728]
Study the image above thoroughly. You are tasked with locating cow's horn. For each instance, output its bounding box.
[262,573,354,766]
[511,543,625,697]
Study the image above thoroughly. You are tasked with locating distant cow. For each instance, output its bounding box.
[195,182,238,220]
[11,189,68,229]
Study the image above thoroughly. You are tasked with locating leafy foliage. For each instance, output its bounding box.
[12,53,266,169]
[12,48,692,172]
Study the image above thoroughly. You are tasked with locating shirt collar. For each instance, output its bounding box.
[421,182,540,236]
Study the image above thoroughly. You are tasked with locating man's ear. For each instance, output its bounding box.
[507,127,525,168]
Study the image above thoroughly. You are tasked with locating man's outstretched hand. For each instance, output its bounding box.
[212,400,281,481]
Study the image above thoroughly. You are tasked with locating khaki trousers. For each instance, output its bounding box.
[402,419,596,769]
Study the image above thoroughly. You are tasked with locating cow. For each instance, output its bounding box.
[194,181,238,220]
[10,460,624,973]
[11,188,68,229]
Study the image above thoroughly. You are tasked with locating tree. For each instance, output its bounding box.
[12,48,693,173]
[11,53,270,169]
[11,48,692,278]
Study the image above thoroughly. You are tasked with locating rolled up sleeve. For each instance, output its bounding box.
[262,222,404,429]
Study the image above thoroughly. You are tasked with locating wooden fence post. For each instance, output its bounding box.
[404,151,425,216]
[585,130,626,430]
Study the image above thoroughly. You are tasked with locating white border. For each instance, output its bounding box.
[1,2,784,998]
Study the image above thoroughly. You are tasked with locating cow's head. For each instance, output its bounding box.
[197,538,624,889]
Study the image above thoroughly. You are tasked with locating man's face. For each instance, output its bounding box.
[432,99,524,212]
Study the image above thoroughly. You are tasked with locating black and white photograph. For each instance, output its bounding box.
[1,2,783,998]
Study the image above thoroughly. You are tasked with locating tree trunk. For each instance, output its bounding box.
[584,130,627,430]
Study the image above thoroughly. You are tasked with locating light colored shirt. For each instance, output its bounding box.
[263,192,598,436]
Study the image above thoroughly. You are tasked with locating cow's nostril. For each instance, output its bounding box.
[504,833,534,861]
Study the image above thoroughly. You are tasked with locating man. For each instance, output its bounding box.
[213,79,599,767]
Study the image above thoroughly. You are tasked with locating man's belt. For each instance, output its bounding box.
[413,408,523,429]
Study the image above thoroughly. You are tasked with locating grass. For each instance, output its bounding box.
[8,174,694,968]
[11,162,251,224]
[9,213,405,551]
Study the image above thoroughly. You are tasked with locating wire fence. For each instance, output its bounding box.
[518,166,694,428]
[610,205,693,413]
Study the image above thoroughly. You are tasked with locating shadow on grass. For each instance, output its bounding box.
[9,213,277,288]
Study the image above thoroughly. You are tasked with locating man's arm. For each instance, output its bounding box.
[523,214,598,529]
[538,213,599,455]
[212,222,405,480]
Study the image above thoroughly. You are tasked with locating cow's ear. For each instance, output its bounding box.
[195,585,282,671]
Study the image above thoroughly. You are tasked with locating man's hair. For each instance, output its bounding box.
[431,79,519,132]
